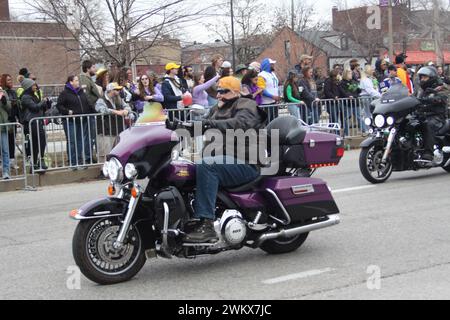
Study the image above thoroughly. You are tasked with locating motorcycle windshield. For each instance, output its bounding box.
[373,84,419,115]
[135,102,168,126]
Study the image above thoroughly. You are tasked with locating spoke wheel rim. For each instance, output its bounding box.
[366,147,392,181]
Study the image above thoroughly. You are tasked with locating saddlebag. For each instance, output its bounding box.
[302,132,344,167]
[263,177,339,223]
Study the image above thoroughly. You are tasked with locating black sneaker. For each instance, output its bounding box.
[183,219,218,244]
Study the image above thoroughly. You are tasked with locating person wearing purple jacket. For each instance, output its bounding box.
[192,73,220,108]
[133,74,164,114]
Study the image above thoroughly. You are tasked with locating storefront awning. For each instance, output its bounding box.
[405,51,450,65]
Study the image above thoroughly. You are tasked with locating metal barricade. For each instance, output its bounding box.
[28,113,136,179]
[0,122,29,188]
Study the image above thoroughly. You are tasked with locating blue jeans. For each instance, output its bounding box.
[63,119,91,167]
[288,104,307,122]
[207,96,218,107]
[1,129,10,176]
[195,156,260,220]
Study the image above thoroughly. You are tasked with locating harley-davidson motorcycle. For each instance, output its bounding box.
[360,85,450,184]
[70,111,345,285]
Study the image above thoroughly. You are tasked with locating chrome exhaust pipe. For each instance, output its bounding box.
[255,214,340,247]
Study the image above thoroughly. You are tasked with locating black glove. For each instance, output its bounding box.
[0,95,6,105]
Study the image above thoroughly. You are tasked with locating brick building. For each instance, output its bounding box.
[134,38,182,76]
[182,41,232,73]
[0,0,80,86]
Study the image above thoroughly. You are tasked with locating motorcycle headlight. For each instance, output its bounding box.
[374,115,385,128]
[364,118,372,127]
[386,117,395,126]
[125,163,138,180]
[102,161,110,178]
[108,157,123,183]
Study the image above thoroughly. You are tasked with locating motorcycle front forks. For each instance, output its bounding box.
[382,128,397,164]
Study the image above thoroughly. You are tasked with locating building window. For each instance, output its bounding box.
[340,37,349,51]
[285,40,291,60]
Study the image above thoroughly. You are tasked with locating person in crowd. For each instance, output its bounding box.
[379,65,403,93]
[235,64,248,81]
[94,68,109,97]
[1,74,19,170]
[183,66,195,92]
[437,66,450,85]
[20,79,51,171]
[314,67,326,99]
[258,58,280,120]
[333,64,344,77]
[133,74,164,114]
[116,67,136,105]
[248,61,261,73]
[220,61,233,78]
[339,69,362,136]
[95,82,133,161]
[192,72,220,109]
[241,69,263,106]
[204,54,224,107]
[0,86,11,179]
[295,54,313,78]
[350,59,362,82]
[80,61,101,108]
[323,70,346,123]
[162,63,187,120]
[283,70,306,121]
[57,75,96,169]
[183,76,266,243]
[298,66,320,124]
[359,65,381,133]
[395,53,413,94]
[375,59,389,84]
[177,67,189,92]
[17,70,43,102]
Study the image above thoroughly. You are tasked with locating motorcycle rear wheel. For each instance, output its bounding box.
[72,218,146,285]
[359,146,393,184]
[260,233,309,255]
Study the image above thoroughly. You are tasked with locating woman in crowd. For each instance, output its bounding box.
[1,74,19,171]
[241,69,263,106]
[204,54,224,107]
[323,70,346,124]
[95,68,109,97]
[339,68,362,136]
[359,65,381,132]
[20,78,51,171]
[0,85,11,179]
[133,74,164,114]
[192,72,220,109]
[283,70,306,121]
[298,66,320,124]
[56,75,95,169]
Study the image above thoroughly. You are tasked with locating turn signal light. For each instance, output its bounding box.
[69,210,78,218]
[108,184,116,196]
[336,148,345,158]
[131,187,139,199]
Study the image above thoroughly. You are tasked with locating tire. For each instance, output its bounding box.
[260,232,309,255]
[359,145,393,184]
[442,155,450,173]
[72,218,147,285]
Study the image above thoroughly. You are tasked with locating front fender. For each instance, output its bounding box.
[70,197,129,221]
[360,137,384,148]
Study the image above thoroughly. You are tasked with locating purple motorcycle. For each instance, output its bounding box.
[70,115,345,285]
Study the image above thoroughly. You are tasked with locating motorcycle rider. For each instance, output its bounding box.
[416,66,449,161]
[184,76,267,243]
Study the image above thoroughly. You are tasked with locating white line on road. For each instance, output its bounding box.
[262,268,334,285]
[332,185,376,194]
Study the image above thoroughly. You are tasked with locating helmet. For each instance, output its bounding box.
[417,66,439,91]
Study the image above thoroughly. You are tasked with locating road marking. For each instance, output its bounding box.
[332,185,376,194]
[262,268,334,285]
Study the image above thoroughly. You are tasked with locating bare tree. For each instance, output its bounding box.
[26,0,219,67]
[207,0,272,64]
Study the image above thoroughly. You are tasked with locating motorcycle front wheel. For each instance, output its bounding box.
[72,218,146,285]
[359,145,393,184]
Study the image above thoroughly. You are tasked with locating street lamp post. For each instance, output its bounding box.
[230,0,236,70]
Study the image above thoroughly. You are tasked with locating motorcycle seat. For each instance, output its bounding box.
[437,120,450,136]
[225,175,265,193]
[266,116,307,145]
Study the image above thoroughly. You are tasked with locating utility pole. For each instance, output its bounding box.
[433,0,443,65]
[230,0,236,70]
[291,0,295,31]
[388,0,394,61]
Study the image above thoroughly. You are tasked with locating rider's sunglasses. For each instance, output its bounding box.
[217,88,231,94]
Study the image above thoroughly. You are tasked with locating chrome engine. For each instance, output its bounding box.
[213,210,247,249]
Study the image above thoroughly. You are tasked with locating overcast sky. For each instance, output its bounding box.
[9,0,364,43]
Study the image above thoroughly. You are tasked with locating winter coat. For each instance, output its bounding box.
[161,76,185,110]
[20,89,48,123]
[0,93,11,125]
[56,84,95,116]
[298,78,318,107]
[80,74,102,108]
[323,78,345,99]
[203,97,267,164]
